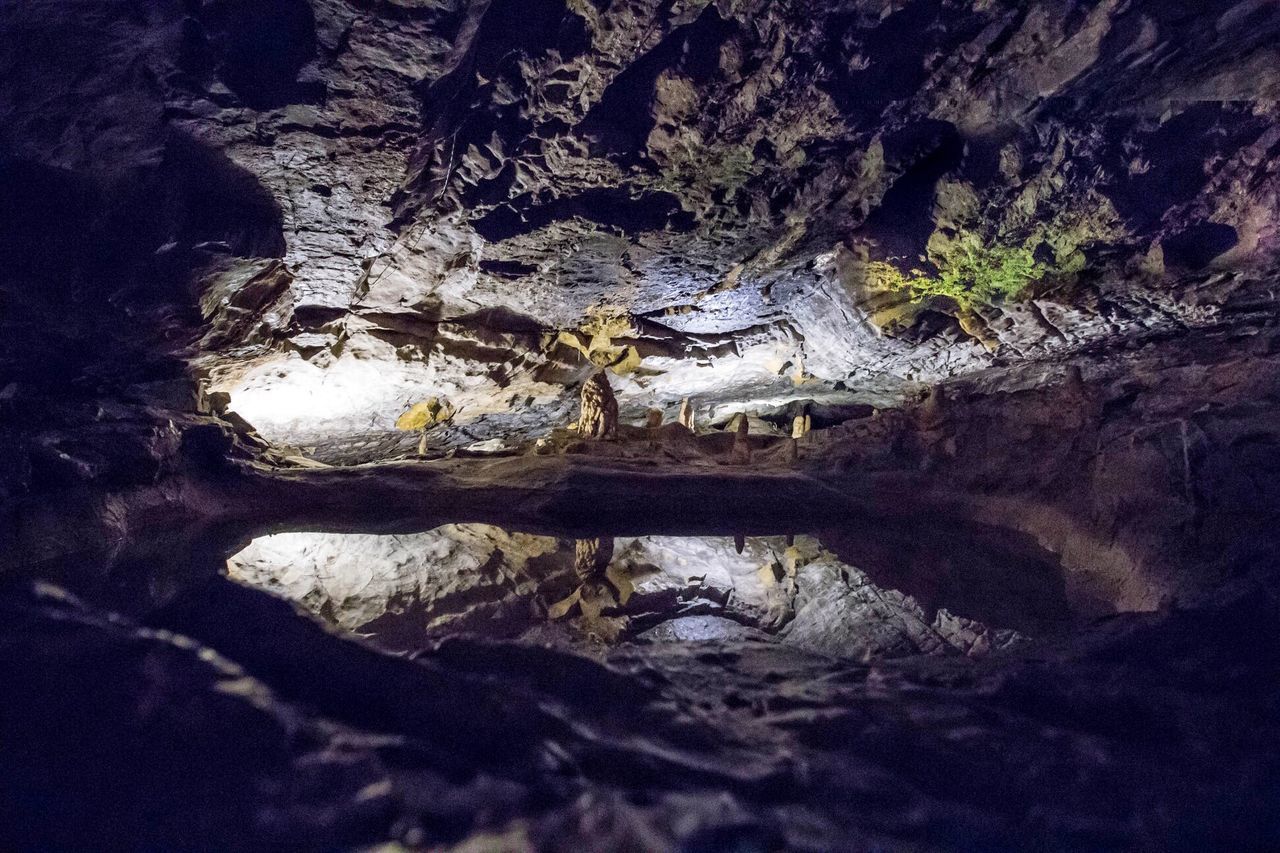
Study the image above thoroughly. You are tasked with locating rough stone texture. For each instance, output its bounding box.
[576,369,620,438]
[4,1,1280,850]
[4,565,1279,851]
[7,0,1280,453]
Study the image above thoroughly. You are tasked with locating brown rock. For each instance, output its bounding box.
[577,371,619,439]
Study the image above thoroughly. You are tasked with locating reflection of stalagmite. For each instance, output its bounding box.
[730,413,751,464]
[678,397,695,431]
[549,537,620,621]
[577,370,618,438]
[574,536,614,580]
[734,533,746,554]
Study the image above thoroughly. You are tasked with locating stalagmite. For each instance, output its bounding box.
[678,397,695,431]
[730,412,751,465]
[577,370,619,438]
[396,396,456,457]
[791,415,807,439]
[645,407,663,449]
[919,385,945,430]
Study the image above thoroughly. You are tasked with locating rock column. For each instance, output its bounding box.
[577,370,619,438]
[678,397,695,431]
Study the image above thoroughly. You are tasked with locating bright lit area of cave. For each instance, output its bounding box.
[227,526,1083,656]
[6,0,1280,850]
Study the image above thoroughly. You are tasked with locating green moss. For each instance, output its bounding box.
[868,237,1046,311]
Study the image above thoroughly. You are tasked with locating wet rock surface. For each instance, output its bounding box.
[5,566,1280,851]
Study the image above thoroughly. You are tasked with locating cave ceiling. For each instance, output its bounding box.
[5,0,1279,454]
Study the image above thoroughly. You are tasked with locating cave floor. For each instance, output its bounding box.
[6,564,1278,852]
[8,327,1280,851]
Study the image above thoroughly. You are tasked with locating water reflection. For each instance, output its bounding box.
[228,525,1064,660]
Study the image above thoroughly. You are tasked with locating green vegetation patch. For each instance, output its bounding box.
[868,236,1047,311]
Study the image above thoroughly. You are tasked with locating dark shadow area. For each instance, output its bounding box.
[856,120,964,263]
[578,4,737,162]
[200,0,324,109]
[473,186,692,242]
[1162,221,1238,270]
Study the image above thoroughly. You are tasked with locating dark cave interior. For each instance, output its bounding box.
[3,0,1280,850]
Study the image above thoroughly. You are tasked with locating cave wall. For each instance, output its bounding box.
[5,0,1280,459]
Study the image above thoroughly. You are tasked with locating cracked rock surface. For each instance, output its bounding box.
[7,0,1280,451]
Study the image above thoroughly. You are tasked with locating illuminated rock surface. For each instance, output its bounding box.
[3,0,1280,850]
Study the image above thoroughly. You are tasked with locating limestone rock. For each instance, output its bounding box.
[577,370,619,439]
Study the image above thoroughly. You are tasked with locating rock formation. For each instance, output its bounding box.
[678,397,696,432]
[576,370,619,439]
[730,412,752,464]
[4,0,1280,849]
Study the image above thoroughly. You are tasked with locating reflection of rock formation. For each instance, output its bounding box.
[577,371,619,439]
[574,537,614,580]
[227,525,568,642]
[550,537,631,622]
[231,526,1037,660]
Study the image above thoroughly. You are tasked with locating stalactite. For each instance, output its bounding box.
[920,385,945,430]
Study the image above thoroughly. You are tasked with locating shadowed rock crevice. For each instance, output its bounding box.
[473,186,693,242]
[197,0,323,109]
[579,3,739,162]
